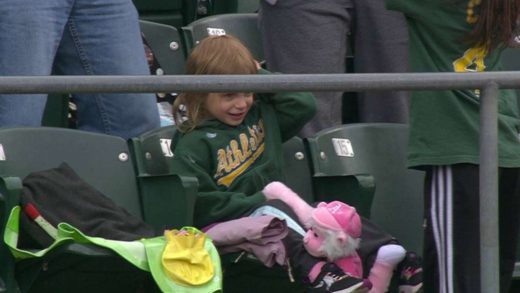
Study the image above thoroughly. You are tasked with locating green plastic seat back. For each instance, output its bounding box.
[129,125,197,229]
[306,123,424,253]
[212,0,259,14]
[0,127,150,293]
[0,127,141,217]
[133,0,183,27]
[306,125,377,218]
[130,125,177,175]
[181,13,264,62]
[42,94,69,128]
[282,136,314,203]
[140,20,186,75]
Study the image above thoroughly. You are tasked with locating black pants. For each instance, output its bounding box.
[423,164,520,293]
[249,199,397,281]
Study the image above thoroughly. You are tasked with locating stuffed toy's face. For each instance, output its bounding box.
[303,227,327,258]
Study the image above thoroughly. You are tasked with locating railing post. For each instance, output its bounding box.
[480,82,499,293]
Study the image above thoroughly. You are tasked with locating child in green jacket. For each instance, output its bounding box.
[170,34,418,293]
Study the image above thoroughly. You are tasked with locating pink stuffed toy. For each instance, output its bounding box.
[263,181,406,293]
[263,181,364,278]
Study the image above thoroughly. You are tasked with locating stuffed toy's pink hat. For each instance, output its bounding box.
[312,201,362,238]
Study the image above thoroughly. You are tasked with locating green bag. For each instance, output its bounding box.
[4,206,222,293]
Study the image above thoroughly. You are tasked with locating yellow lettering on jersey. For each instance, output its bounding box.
[214,119,266,186]
[466,0,481,24]
[217,142,265,187]
[452,46,487,73]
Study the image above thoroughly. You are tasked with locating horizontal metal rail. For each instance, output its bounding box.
[0,72,516,293]
[0,71,520,93]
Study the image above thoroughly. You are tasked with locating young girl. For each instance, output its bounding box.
[386,0,520,292]
[170,34,418,293]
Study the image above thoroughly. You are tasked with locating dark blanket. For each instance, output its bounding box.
[18,163,156,248]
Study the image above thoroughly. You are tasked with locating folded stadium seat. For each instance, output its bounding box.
[133,0,184,28]
[305,123,425,254]
[181,13,265,64]
[0,127,193,292]
[139,20,186,75]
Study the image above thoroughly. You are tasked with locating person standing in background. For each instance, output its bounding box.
[258,0,409,137]
[0,0,160,139]
[387,0,520,292]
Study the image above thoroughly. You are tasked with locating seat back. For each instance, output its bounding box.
[0,127,147,292]
[129,126,197,230]
[0,127,141,216]
[133,0,184,27]
[282,136,314,203]
[306,125,377,218]
[306,123,424,253]
[42,94,69,128]
[140,20,186,75]
[181,13,264,63]
[212,0,259,14]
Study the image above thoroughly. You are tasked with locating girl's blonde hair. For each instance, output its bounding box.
[173,35,257,132]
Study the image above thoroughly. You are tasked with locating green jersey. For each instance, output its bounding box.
[387,0,520,168]
[170,79,316,227]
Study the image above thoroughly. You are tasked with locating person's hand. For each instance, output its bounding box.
[255,60,261,70]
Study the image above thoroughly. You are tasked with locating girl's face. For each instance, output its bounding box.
[205,92,253,126]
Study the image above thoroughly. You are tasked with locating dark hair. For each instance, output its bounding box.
[467,0,520,50]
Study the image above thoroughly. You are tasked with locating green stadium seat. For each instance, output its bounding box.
[181,13,264,63]
[129,125,197,230]
[306,125,376,218]
[41,94,69,128]
[307,123,424,253]
[282,136,314,203]
[139,20,186,75]
[0,127,191,292]
[212,0,259,14]
[132,0,184,28]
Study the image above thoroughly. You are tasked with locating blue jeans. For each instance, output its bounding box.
[0,0,160,139]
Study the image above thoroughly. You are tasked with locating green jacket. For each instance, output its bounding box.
[170,76,316,227]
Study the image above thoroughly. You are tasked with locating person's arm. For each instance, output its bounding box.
[256,69,316,141]
[171,153,265,228]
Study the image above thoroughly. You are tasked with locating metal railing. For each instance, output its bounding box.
[1,71,519,293]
